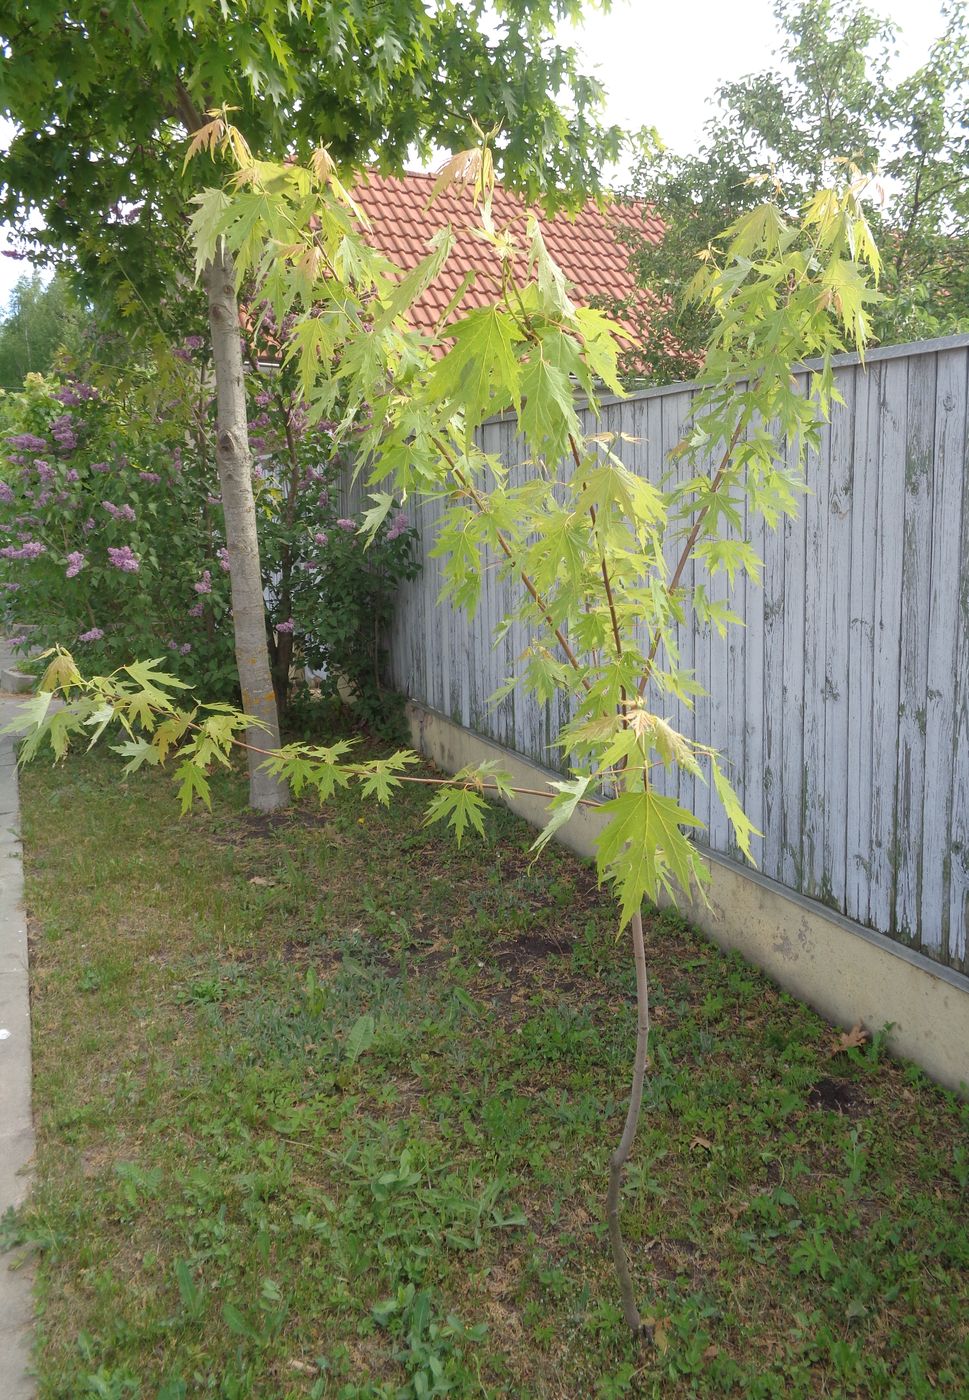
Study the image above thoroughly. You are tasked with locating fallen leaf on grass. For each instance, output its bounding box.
[690,1135,714,1151]
[828,1021,869,1056]
[248,876,276,887]
[642,1313,671,1353]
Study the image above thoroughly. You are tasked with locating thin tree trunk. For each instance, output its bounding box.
[203,239,288,812]
[607,908,650,1333]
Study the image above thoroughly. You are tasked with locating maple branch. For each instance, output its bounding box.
[637,413,747,698]
[569,432,624,665]
[432,437,590,690]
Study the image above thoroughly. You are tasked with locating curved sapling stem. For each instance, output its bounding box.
[607,907,651,1333]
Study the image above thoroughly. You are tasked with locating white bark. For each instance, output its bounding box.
[202,239,289,812]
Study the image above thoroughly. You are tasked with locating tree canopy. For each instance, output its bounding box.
[0,1,627,325]
[611,0,969,382]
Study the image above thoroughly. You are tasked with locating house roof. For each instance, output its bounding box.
[350,169,661,341]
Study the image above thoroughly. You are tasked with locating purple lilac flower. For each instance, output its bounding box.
[206,494,221,506]
[216,547,230,573]
[193,570,212,595]
[188,601,205,618]
[107,545,139,573]
[90,461,111,474]
[172,449,182,473]
[65,469,79,483]
[386,510,409,541]
[61,382,95,403]
[138,471,161,484]
[252,464,265,480]
[314,531,328,546]
[0,582,20,592]
[179,642,192,655]
[51,415,78,454]
[34,460,54,482]
[65,551,85,578]
[336,518,356,532]
[0,540,44,560]
[102,501,136,523]
[317,489,330,508]
[0,483,13,504]
[276,619,295,634]
[183,335,204,350]
[6,434,47,453]
[82,518,95,535]
[78,627,105,643]
[53,384,94,405]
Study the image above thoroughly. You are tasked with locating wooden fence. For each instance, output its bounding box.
[380,334,969,976]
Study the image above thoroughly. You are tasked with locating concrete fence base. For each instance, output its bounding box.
[407,701,969,1098]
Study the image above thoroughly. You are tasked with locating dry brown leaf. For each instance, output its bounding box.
[703,1344,720,1361]
[287,1359,317,1376]
[829,1021,869,1056]
[248,876,275,887]
[690,1134,714,1152]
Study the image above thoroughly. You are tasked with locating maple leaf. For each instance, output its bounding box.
[828,1022,870,1057]
[595,789,707,926]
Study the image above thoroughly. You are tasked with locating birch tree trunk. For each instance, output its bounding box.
[202,238,289,812]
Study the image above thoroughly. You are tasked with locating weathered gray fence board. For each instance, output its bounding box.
[823,373,855,912]
[869,357,907,936]
[896,354,935,943]
[385,336,969,974]
[802,421,829,900]
[950,368,969,966]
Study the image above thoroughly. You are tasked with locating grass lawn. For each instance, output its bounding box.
[6,747,969,1399]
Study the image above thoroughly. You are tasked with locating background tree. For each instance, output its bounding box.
[610,0,968,382]
[0,0,626,808]
[0,272,84,389]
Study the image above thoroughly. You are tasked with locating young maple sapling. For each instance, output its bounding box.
[14,125,879,1333]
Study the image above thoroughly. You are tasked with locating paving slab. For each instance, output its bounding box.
[0,728,35,1398]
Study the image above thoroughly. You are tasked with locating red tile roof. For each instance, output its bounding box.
[350,169,661,343]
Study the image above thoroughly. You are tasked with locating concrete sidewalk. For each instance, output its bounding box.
[0,673,35,1397]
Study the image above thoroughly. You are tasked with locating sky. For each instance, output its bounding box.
[563,0,946,158]
[0,0,949,310]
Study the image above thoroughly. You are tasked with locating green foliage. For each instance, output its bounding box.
[613,0,969,381]
[244,349,423,728]
[0,273,87,390]
[0,0,627,337]
[0,369,239,697]
[12,129,879,931]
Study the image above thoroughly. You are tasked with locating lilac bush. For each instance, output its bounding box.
[236,305,420,726]
[0,350,421,725]
[0,372,237,696]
